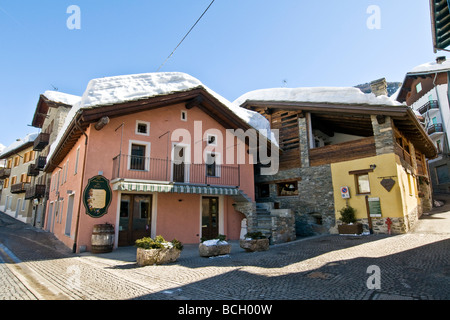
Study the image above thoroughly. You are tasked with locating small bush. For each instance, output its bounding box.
[339,205,357,224]
[135,236,183,251]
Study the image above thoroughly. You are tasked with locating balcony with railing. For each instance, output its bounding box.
[0,168,11,179]
[11,182,31,194]
[33,132,50,151]
[25,184,46,200]
[27,164,40,176]
[112,155,240,187]
[427,123,444,135]
[35,156,47,170]
[418,100,439,115]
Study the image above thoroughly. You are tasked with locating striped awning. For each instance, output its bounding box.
[112,180,240,196]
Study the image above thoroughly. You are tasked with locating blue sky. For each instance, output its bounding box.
[0,0,441,148]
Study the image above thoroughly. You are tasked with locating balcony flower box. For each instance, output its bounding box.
[135,236,183,266]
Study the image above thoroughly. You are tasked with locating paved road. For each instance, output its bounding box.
[0,201,449,302]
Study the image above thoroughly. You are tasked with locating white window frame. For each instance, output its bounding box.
[128,140,151,171]
[181,110,187,122]
[135,120,150,136]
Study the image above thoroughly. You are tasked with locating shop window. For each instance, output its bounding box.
[277,181,298,196]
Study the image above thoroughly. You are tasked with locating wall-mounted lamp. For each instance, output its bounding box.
[370,164,377,170]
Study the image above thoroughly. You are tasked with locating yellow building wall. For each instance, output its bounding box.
[331,153,408,223]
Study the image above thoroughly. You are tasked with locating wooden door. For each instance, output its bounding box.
[119,194,152,246]
[202,197,219,240]
[173,146,185,183]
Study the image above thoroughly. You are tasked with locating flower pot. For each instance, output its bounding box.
[136,247,181,266]
[338,223,363,235]
[199,240,231,257]
[239,238,269,252]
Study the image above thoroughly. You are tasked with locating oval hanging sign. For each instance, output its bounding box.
[83,175,112,218]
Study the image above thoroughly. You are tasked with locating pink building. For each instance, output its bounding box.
[43,73,269,253]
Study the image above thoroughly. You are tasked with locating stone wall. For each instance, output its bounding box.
[270,209,296,244]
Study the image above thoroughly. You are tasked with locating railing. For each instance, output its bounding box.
[25,184,46,200]
[427,123,444,135]
[418,100,439,115]
[35,156,47,170]
[0,168,11,179]
[28,164,40,176]
[33,132,50,151]
[309,137,376,167]
[11,182,30,194]
[395,143,412,167]
[112,155,240,187]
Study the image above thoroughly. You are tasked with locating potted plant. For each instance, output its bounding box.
[337,205,363,235]
[240,231,269,252]
[135,235,183,266]
[199,234,231,257]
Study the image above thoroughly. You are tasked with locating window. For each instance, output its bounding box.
[74,147,80,175]
[130,143,149,170]
[277,181,298,196]
[356,173,371,194]
[11,176,17,185]
[4,178,9,189]
[13,156,20,167]
[416,82,422,93]
[206,152,218,177]
[6,159,12,169]
[207,134,217,146]
[181,110,187,121]
[21,198,26,211]
[136,121,150,136]
[436,165,450,184]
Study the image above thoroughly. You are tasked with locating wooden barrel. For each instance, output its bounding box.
[91,223,115,253]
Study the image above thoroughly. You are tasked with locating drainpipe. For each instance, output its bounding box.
[72,117,89,254]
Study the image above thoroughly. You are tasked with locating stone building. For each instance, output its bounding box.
[235,84,436,235]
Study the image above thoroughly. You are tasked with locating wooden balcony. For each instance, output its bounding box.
[309,137,376,167]
[25,184,46,200]
[35,156,47,170]
[0,168,11,179]
[11,182,31,194]
[427,123,444,135]
[418,100,439,115]
[27,164,40,176]
[33,132,50,151]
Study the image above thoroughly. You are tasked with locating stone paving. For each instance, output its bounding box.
[0,206,449,301]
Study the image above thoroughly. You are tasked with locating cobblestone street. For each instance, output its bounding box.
[1,203,449,302]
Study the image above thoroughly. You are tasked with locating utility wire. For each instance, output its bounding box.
[156,0,216,72]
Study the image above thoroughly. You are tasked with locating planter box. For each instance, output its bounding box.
[338,223,363,235]
[199,241,231,257]
[136,247,181,266]
[240,238,270,252]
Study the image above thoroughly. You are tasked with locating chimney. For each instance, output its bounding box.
[370,78,388,97]
[436,56,446,64]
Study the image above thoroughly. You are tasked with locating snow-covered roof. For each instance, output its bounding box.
[233,87,403,107]
[43,90,81,106]
[0,133,38,158]
[408,58,450,75]
[47,72,276,165]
